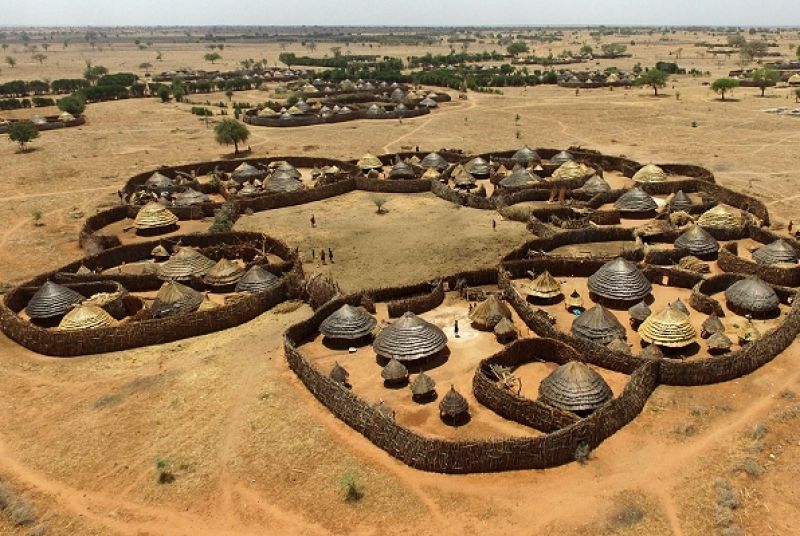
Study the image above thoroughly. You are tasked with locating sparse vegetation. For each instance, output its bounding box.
[575,442,591,464]
[155,458,175,484]
[711,78,739,101]
[340,470,363,502]
[30,208,43,226]
[8,121,39,151]
[635,68,668,96]
[213,118,249,155]
[370,194,388,214]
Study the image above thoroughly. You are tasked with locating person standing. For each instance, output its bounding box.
[328,247,334,263]
[310,213,316,228]
[321,249,326,265]
[454,319,460,338]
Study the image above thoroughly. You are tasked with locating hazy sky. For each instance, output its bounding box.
[2,0,800,27]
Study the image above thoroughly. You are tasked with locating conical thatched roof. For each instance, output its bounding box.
[469,295,512,330]
[571,305,626,344]
[697,205,739,230]
[410,372,436,397]
[607,337,631,354]
[265,173,305,193]
[641,344,664,359]
[420,152,448,171]
[134,202,179,230]
[707,331,733,352]
[381,358,409,383]
[675,225,719,256]
[330,362,349,385]
[173,188,209,207]
[357,153,382,171]
[453,167,476,188]
[511,145,540,165]
[25,281,84,320]
[632,163,667,183]
[58,304,117,331]
[493,317,518,342]
[528,270,562,299]
[235,265,279,293]
[320,304,377,340]
[499,167,540,188]
[157,247,216,281]
[538,361,612,412]
[151,280,203,317]
[550,150,574,165]
[465,157,490,177]
[724,277,779,314]
[588,257,652,302]
[752,240,798,265]
[388,160,417,180]
[439,385,468,417]
[614,187,657,212]
[232,162,267,182]
[373,311,447,362]
[627,301,652,322]
[419,97,438,108]
[566,289,584,310]
[421,167,441,180]
[670,298,690,316]
[552,160,595,181]
[701,313,725,338]
[203,258,245,287]
[151,244,170,258]
[273,161,301,179]
[144,171,174,192]
[669,190,694,211]
[638,306,696,347]
[579,174,611,196]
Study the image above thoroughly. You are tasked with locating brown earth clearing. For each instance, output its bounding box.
[0,28,799,536]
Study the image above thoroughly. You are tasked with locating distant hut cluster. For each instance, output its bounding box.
[557,69,635,89]
[127,171,211,226]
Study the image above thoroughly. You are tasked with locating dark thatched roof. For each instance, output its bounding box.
[173,188,209,207]
[151,280,203,318]
[203,258,245,287]
[607,337,631,354]
[265,173,305,193]
[410,372,436,397]
[420,152,448,171]
[707,331,733,352]
[232,162,267,182]
[579,174,611,196]
[25,281,84,320]
[373,311,447,362]
[752,239,798,265]
[627,301,652,322]
[235,265,279,293]
[381,358,409,383]
[439,385,468,417]
[588,257,652,302]
[550,150,574,165]
[319,304,377,340]
[388,160,417,180]
[511,146,541,165]
[724,277,780,314]
[465,157,490,177]
[538,361,612,412]
[571,305,626,344]
[669,190,694,211]
[144,171,174,192]
[499,167,540,188]
[157,247,216,281]
[674,225,719,256]
[330,362,349,385]
[614,187,657,212]
[670,298,690,315]
[701,313,725,338]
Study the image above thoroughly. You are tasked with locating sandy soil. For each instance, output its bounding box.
[1,31,800,536]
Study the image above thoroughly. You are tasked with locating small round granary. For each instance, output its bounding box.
[319,304,377,341]
[410,372,436,401]
[151,280,203,318]
[373,311,447,362]
[439,385,469,420]
[724,277,780,316]
[538,361,613,413]
[381,358,409,385]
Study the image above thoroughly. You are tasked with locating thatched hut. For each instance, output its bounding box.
[439,385,468,420]
[670,298,690,316]
[373,311,447,362]
[151,280,203,318]
[319,304,377,341]
[697,205,739,230]
[420,152,448,171]
[588,257,652,304]
[58,304,117,331]
[203,258,245,288]
[724,277,779,316]
[511,146,541,166]
[173,188,209,207]
[527,270,563,301]
[25,281,84,321]
[538,361,612,413]
[565,289,584,312]
[752,240,798,265]
[707,331,733,354]
[465,157,491,179]
[632,163,667,183]
[144,171,174,194]
[701,313,725,338]
[453,167,477,190]
[419,97,438,108]
[614,187,658,214]
[470,295,512,330]
[638,306,697,348]
[627,301,651,326]
[668,190,694,211]
[330,362,350,386]
[265,172,305,193]
[552,160,595,181]
[571,305,626,344]
[674,225,719,257]
[381,358,409,385]
[493,317,518,343]
[151,244,170,260]
[357,153,383,172]
[578,174,611,196]
[410,372,436,401]
[157,247,216,281]
[550,150,574,165]
[499,166,540,189]
[133,202,179,233]
[388,160,417,180]
[232,162,267,183]
[235,266,279,294]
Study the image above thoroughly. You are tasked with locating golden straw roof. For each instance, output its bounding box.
[528,270,562,299]
[133,202,178,230]
[203,258,245,287]
[58,304,117,331]
[357,153,382,170]
[697,205,740,230]
[157,247,216,281]
[421,167,441,180]
[632,163,667,183]
[551,160,595,181]
[638,306,697,348]
[469,294,512,330]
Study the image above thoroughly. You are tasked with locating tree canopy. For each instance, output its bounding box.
[751,67,780,96]
[635,68,668,96]
[57,94,86,115]
[506,42,530,56]
[83,65,108,84]
[214,118,249,155]
[8,121,39,151]
[204,52,221,64]
[711,78,739,101]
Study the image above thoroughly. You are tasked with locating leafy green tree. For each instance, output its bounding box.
[5,56,15,68]
[751,67,780,97]
[139,62,153,73]
[83,65,108,84]
[278,52,296,68]
[32,53,47,64]
[8,121,39,151]
[506,42,529,56]
[204,52,221,64]
[214,118,249,155]
[635,68,668,96]
[579,44,593,55]
[157,86,171,102]
[711,78,739,101]
[601,43,628,57]
[58,94,86,115]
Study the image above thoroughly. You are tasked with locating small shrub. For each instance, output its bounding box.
[608,503,646,529]
[691,121,698,128]
[209,201,238,232]
[155,458,175,484]
[370,194,388,214]
[713,478,739,509]
[340,470,363,502]
[575,442,591,464]
[30,208,43,226]
[8,121,39,151]
[751,422,767,440]
[731,457,762,478]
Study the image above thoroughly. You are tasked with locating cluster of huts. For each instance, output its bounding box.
[0,112,83,133]
[557,70,636,88]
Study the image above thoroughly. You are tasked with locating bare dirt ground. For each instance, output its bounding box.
[0,31,799,535]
